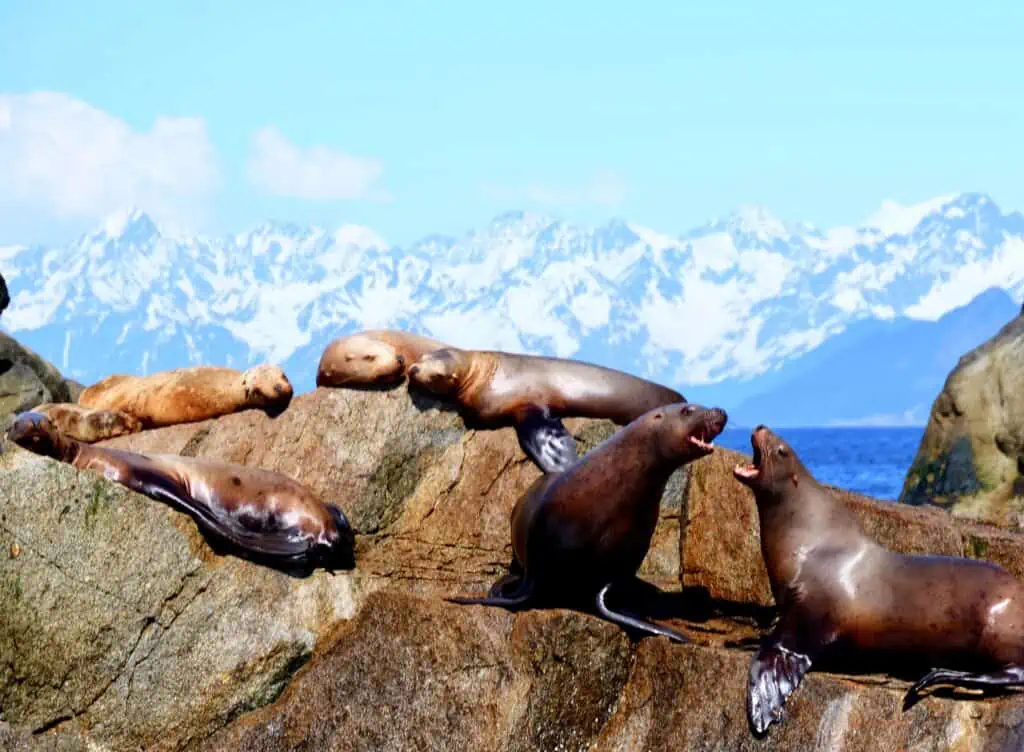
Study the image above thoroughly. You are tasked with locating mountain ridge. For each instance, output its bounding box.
[1,191,1022,425]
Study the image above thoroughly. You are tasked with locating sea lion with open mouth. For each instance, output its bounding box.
[735,424,1024,735]
[447,402,726,642]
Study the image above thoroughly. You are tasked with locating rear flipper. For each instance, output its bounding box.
[515,408,578,473]
[488,559,525,597]
[903,665,1024,710]
[747,639,813,735]
[594,583,689,644]
[447,566,535,611]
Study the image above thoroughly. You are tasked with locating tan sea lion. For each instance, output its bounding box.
[31,402,142,443]
[447,402,727,642]
[407,347,686,473]
[78,364,293,428]
[316,329,448,388]
[7,411,354,576]
[735,425,1024,735]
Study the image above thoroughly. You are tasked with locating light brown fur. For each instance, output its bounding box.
[317,329,448,388]
[78,364,293,428]
[31,402,142,443]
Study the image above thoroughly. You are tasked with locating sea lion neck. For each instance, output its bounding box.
[456,350,499,403]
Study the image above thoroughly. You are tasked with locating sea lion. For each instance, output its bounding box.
[735,425,1024,735]
[407,348,686,473]
[6,411,355,576]
[78,364,293,428]
[316,329,447,388]
[447,402,727,642]
[31,402,142,443]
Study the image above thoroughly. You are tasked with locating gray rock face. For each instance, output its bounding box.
[900,311,1024,526]
[0,334,72,425]
[2,385,1024,751]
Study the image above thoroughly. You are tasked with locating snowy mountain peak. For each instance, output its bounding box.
[2,192,1022,400]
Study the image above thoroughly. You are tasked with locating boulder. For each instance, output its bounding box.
[899,310,1024,526]
[0,333,72,424]
[3,386,1024,750]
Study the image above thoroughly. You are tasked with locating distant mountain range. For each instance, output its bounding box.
[1,192,1022,426]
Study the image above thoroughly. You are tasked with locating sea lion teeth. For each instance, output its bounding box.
[407,346,686,473]
[445,402,727,643]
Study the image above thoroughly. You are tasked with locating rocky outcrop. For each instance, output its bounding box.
[900,309,1024,527]
[3,386,1024,750]
[0,334,73,425]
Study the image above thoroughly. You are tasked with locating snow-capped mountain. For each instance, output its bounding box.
[1,193,1022,425]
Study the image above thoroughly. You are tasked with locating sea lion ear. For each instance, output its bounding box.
[790,473,799,487]
[652,411,664,421]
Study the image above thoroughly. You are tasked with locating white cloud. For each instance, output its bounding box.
[246,125,387,201]
[0,91,219,228]
[482,170,628,207]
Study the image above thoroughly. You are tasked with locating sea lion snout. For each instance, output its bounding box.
[406,363,419,378]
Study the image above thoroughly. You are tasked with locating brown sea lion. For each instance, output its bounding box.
[78,364,293,428]
[735,425,1024,735]
[316,329,447,388]
[6,411,354,576]
[447,402,727,642]
[407,347,686,473]
[31,402,142,443]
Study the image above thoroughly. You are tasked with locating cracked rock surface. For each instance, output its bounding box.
[3,386,1024,750]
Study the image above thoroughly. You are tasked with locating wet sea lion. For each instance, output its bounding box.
[735,425,1024,735]
[31,402,142,443]
[78,364,293,428]
[407,348,686,473]
[7,411,355,576]
[447,402,727,642]
[316,329,447,388]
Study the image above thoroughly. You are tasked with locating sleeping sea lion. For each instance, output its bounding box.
[78,364,293,428]
[31,402,142,443]
[6,411,354,577]
[316,329,448,388]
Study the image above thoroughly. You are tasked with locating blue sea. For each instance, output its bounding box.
[715,426,925,502]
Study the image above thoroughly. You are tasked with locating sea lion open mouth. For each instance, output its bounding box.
[733,429,764,480]
[687,409,727,454]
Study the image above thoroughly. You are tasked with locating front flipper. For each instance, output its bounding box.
[447,566,535,610]
[594,583,689,643]
[903,665,1024,710]
[747,638,813,735]
[515,408,577,473]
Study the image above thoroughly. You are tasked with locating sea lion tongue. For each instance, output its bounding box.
[733,426,764,480]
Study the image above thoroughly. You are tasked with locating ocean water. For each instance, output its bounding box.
[715,426,926,502]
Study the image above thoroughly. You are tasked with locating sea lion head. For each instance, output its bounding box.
[733,424,808,494]
[316,334,407,387]
[315,505,357,571]
[406,348,468,396]
[6,411,71,460]
[242,364,294,414]
[649,402,728,462]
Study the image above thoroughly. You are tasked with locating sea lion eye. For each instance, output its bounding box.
[683,405,696,414]
[778,446,789,457]
[363,354,375,361]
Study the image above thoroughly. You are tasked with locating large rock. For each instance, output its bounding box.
[4,386,1024,750]
[900,310,1024,526]
[0,333,72,424]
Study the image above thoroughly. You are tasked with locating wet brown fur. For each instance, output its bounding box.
[409,348,685,427]
[79,364,293,428]
[6,411,353,575]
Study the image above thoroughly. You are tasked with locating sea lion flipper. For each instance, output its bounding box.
[903,665,1024,710]
[515,409,577,473]
[594,584,689,644]
[747,640,812,735]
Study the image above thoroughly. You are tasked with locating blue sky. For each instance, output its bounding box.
[1,0,1022,245]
